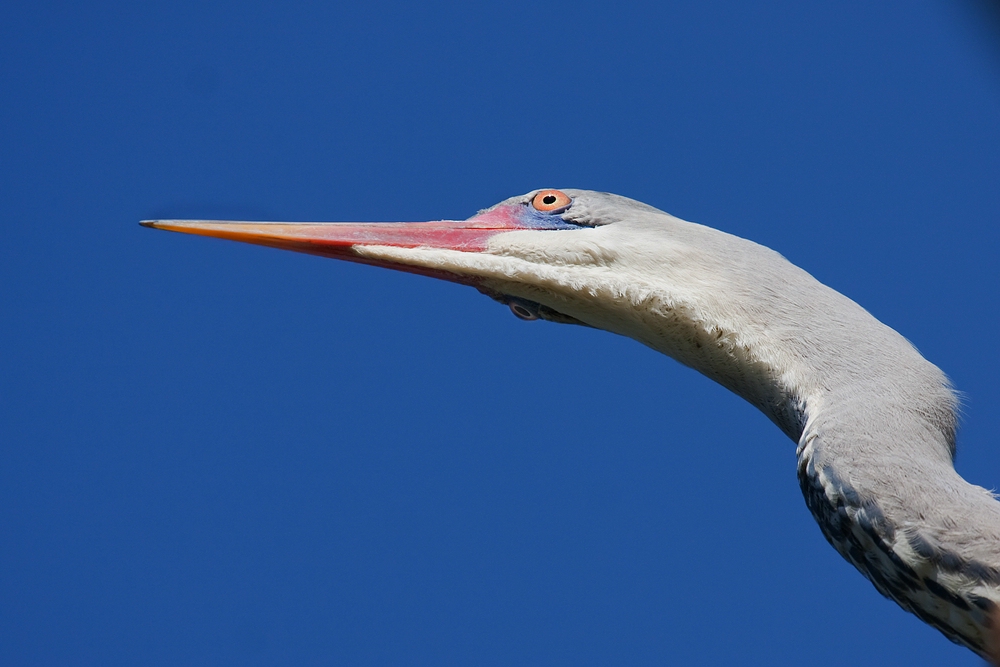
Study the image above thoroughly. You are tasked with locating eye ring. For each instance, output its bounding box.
[508,298,540,321]
[531,189,572,212]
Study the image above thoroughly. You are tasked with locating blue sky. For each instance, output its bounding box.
[2,1,999,665]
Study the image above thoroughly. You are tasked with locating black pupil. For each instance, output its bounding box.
[543,195,557,205]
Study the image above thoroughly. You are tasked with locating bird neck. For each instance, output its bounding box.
[624,251,1000,660]
[358,216,1000,660]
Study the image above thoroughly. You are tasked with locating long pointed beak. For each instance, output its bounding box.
[141,204,553,284]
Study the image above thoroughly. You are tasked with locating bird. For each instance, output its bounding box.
[142,188,1000,662]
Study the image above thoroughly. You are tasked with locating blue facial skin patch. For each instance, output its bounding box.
[514,202,585,230]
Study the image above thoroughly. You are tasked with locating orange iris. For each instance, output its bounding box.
[531,189,572,212]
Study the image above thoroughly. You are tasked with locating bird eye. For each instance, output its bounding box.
[508,298,540,320]
[531,189,572,212]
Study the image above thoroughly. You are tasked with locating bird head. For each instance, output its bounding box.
[142,189,678,335]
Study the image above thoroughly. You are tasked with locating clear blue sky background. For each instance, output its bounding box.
[3,1,1000,665]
